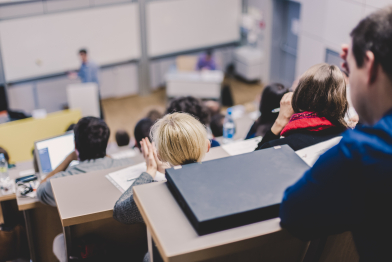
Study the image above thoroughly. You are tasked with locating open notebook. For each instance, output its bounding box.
[296,136,342,167]
[106,162,166,193]
[221,136,262,156]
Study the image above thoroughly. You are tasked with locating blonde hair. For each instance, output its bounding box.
[150,112,209,166]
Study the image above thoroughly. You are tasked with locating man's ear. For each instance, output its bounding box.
[207,139,211,153]
[365,51,377,84]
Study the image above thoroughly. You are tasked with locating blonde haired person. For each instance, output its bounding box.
[113,113,210,262]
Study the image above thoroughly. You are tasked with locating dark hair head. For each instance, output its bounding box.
[210,114,225,137]
[259,83,289,123]
[74,117,110,161]
[350,6,392,81]
[253,83,288,137]
[66,123,75,132]
[134,118,154,149]
[166,96,211,125]
[115,130,130,147]
[206,49,213,57]
[292,63,348,128]
[0,147,9,162]
[79,49,87,55]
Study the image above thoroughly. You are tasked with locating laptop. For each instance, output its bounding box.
[34,131,76,177]
[166,145,310,235]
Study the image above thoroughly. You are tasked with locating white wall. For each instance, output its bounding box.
[147,0,241,57]
[296,0,386,77]
[0,3,141,82]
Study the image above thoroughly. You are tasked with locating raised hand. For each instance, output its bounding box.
[152,142,170,173]
[271,92,294,136]
[141,138,157,178]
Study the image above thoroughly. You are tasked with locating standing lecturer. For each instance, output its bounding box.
[77,49,103,119]
[78,49,100,85]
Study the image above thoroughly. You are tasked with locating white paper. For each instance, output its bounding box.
[110,149,138,160]
[296,136,342,167]
[19,169,35,177]
[106,162,166,193]
[222,136,262,156]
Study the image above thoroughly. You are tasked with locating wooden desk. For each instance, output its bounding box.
[4,161,62,262]
[0,161,33,203]
[0,161,33,225]
[130,144,308,262]
[51,149,226,228]
[133,183,307,262]
[51,156,147,261]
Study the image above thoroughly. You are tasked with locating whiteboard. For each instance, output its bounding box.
[0,3,141,82]
[147,0,241,57]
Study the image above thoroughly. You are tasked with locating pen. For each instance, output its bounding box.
[127,178,137,182]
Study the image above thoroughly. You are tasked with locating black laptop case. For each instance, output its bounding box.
[165,145,310,235]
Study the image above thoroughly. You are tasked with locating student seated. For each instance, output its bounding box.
[196,49,217,71]
[246,83,289,139]
[280,7,392,261]
[115,130,131,147]
[255,63,348,151]
[37,117,132,206]
[167,96,220,147]
[210,113,225,138]
[113,113,210,261]
[134,118,154,151]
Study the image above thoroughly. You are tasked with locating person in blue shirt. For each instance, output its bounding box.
[279,6,392,261]
[196,49,217,71]
[78,49,100,85]
[77,49,103,118]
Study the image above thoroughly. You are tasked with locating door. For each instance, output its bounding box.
[270,0,301,88]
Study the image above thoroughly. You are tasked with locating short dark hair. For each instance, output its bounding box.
[206,49,213,57]
[74,117,110,161]
[292,63,348,129]
[351,6,392,81]
[259,83,288,123]
[0,147,9,162]
[115,130,130,147]
[79,49,87,55]
[66,123,75,132]
[166,96,210,126]
[134,118,154,149]
[252,83,289,137]
[210,114,225,137]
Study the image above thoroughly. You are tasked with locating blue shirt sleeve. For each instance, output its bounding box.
[279,136,359,240]
[36,170,71,207]
[36,179,57,207]
[91,63,100,85]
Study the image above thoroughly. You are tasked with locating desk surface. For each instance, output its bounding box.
[51,164,135,227]
[134,182,282,262]
[51,148,227,227]
[0,161,33,202]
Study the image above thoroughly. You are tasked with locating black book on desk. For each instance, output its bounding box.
[165,145,310,235]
